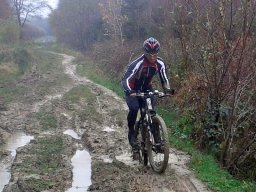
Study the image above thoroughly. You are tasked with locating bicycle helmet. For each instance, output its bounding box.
[143,37,160,54]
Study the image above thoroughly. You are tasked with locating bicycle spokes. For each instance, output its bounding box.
[131,90,170,173]
[148,115,169,173]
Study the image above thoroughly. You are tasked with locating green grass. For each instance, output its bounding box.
[63,85,95,104]
[32,50,62,73]
[76,61,124,97]
[34,42,80,56]
[0,43,71,103]
[14,46,30,74]
[13,136,66,191]
[34,112,57,131]
[63,85,104,123]
[0,82,27,103]
[22,178,55,192]
[158,108,256,192]
[0,44,31,103]
[76,57,256,192]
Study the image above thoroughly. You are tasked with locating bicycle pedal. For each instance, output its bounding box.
[132,152,140,160]
[156,145,164,153]
[132,148,139,153]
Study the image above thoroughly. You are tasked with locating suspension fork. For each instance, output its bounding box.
[139,104,154,144]
[145,113,155,144]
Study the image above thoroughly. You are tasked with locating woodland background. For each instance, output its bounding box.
[1,0,255,182]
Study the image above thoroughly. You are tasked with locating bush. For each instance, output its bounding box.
[14,46,31,74]
[0,19,20,44]
[0,45,31,78]
[90,40,141,81]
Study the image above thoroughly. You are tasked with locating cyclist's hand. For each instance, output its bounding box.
[164,88,175,95]
[125,90,136,96]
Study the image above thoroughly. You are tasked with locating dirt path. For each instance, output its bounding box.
[0,52,212,192]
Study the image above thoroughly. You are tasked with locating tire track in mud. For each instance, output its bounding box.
[58,53,212,192]
[0,52,212,192]
[0,53,79,191]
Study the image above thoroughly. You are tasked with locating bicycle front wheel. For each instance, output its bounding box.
[147,114,170,173]
[134,121,148,165]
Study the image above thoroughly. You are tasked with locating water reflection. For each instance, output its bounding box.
[66,150,91,192]
[63,129,81,140]
[103,126,115,132]
[0,132,34,191]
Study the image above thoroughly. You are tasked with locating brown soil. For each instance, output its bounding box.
[0,52,212,192]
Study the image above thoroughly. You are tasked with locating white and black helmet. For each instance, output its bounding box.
[143,37,160,54]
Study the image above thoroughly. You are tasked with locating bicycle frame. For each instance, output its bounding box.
[138,96,156,144]
[135,90,167,144]
[133,90,171,173]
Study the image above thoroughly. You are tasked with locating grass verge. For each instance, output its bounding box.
[75,58,124,97]
[0,43,70,103]
[159,108,256,192]
[76,57,256,192]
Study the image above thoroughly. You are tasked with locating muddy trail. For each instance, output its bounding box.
[0,52,212,192]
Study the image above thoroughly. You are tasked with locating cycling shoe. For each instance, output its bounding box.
[155,143,164,153]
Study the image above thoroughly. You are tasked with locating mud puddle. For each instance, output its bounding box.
[0,132,34,191]
[67,150,92,192]
[0,51,212,191]
[64,129,81,140]
[63,129,91,191]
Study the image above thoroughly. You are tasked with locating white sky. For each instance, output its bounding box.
[42,0,59,17]
[47,0,59,9]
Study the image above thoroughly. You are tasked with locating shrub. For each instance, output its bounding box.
[0,19,20,44]
[14,46,31,74]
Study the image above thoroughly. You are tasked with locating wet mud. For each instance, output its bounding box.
[0,52,211,192]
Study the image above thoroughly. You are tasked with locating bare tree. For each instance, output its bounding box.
[49,0,103,51]
[171,0,256,180]
[0,0,12,19]
[173,0,256,178]
[99,0,127,46]
[10,0,50,38]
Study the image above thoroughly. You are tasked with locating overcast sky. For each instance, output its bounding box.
[42,0,59,17]
[47,0,59,9]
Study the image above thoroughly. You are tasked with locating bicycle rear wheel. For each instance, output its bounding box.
[147,115,169,173]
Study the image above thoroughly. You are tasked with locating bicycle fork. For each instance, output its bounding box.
[145,114,155,145]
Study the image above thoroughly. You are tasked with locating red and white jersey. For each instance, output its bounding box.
[121,54,170,92]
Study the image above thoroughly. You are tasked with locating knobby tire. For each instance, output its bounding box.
[135,121,148,166]
[148,114,169,173]
[141,125,148,166]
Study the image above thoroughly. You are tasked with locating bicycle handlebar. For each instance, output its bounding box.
[130,90,173,98]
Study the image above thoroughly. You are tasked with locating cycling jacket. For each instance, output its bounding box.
[121,54,170,93]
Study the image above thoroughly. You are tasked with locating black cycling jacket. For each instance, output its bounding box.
[121,54,170,93]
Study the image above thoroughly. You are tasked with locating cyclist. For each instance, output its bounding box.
[121,37,172,155]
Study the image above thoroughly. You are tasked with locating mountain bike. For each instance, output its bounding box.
[132,90,172,173]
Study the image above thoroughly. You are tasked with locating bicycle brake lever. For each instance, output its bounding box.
[159,92,165,97]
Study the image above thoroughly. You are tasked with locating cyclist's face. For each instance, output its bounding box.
[145,53,158,63]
